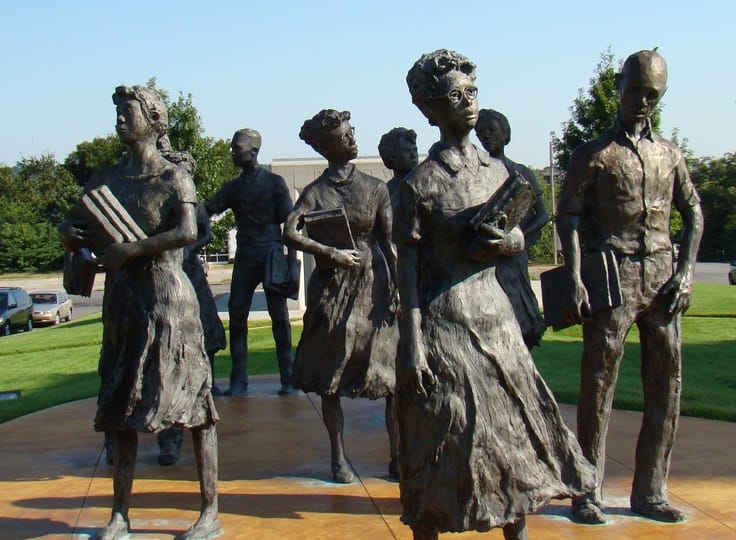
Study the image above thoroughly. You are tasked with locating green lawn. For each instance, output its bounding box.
[0,284,734,423]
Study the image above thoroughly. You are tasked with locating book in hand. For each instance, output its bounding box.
[469,170,536,234]
[540,250,622,330]
[63,248,99,297]
[64,186,147,296]
[78,185,148,250]
[302,207,355,269]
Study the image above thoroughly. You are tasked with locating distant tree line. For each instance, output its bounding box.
[1,65,734,274]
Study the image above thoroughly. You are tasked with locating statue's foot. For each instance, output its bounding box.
[179,515,222,540]
[572,500,606,524]
[278,383,294,395]
[158,449,180,466]
[388,459,399,481]
[332,461,355,483]
[97,513,129,540]
[631,501,685,522]
[211,383,224,396]
[224,380,248,396]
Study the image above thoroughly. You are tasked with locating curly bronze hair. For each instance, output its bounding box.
[378,127,417,170]
[406,49,476,106]
[299,109,351,153]
[113,85,169,138]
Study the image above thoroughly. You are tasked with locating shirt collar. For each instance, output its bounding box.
[429,142,491,174]
[613,113,655,142]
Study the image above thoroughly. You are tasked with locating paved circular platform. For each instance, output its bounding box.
[0,375,734,539]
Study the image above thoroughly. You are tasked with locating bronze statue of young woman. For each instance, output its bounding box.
[59,86,220,540]
[284,109,399,482]
[393,50,597,540]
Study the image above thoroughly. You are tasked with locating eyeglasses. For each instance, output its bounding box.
[429,85,478,105]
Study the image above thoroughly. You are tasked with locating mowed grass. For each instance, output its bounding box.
[0,284,733,423]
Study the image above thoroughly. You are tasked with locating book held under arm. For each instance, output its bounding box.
[64,185,147,296]
[302,207,355,269]
[540,250,622,331]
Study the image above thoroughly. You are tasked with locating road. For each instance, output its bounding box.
[4,262,732,321]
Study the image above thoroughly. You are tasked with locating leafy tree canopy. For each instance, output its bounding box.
[552,48,662,171]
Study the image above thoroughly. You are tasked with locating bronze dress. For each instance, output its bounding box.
[89,163,218,433]
[394,143,596,533]
[290,165,397,399]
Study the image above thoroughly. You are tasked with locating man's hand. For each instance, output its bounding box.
[561,276,591,327]
[659,273,692,315]
[332,248,360,268]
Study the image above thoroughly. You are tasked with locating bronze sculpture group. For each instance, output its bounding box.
[58,46,701,540]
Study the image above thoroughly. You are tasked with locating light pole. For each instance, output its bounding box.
[549,132,558,265]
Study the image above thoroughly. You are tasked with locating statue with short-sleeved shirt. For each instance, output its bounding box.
[556,49,704,525]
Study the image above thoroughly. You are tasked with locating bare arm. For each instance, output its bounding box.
[97,202,198,271]
[283,202,359,268]
[658,157,704,314]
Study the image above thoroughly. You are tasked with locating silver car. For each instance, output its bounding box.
[30,291,73,326]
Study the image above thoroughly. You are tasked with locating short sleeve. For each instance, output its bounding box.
[273,174,294,222]
[557,149,592,216]
[672,152,701,210]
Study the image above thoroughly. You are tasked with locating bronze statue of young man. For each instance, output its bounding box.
[556,49,704,524]
[475,109,547,349]
[206,129,298,395]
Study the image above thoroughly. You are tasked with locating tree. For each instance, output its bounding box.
[145,79,238,252]
[64,134,125,186]
[0,155,81,272]
[689,153,736,261]
[552,48,662,171]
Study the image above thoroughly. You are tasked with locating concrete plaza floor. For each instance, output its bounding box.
[0,375,734,539]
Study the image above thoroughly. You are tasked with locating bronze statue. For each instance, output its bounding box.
[556,49,704,524]
[59,85,220,540]
[394,50,596,540]
[284,109,399,482]
[378,127,419,208]
[475,109,547,349]
[206,128,297,395]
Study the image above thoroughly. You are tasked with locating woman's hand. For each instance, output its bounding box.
[469,224,524,261]
[58,219,94,251]
[331,248,361,268]
[97,242,137,271]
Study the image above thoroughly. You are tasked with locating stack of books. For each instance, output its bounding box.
[63,186,147,296]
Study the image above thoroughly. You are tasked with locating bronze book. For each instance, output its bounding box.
[540,250,622,331]
[78,185,147,249]
[469,170,536,234]
[302,207,355,269]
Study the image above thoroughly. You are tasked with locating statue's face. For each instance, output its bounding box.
[318,120,358,163]
[618,63,667,128]
[393,137,419,174]
[424,71,478,134]
[115,98,151,144]
[475,117,505,155]
[231,135,260,168]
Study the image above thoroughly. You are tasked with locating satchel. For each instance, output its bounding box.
[263,246,300,300]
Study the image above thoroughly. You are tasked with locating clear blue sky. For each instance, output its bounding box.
[1,1,734,169]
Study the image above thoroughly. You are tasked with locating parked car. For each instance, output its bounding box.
[0,287,33,336]
[729,262,736,285]
[30,291,73,326]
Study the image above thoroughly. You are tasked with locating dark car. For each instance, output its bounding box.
[0,287,34,336]
[30,291,73,326]
[729,262,736,285]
